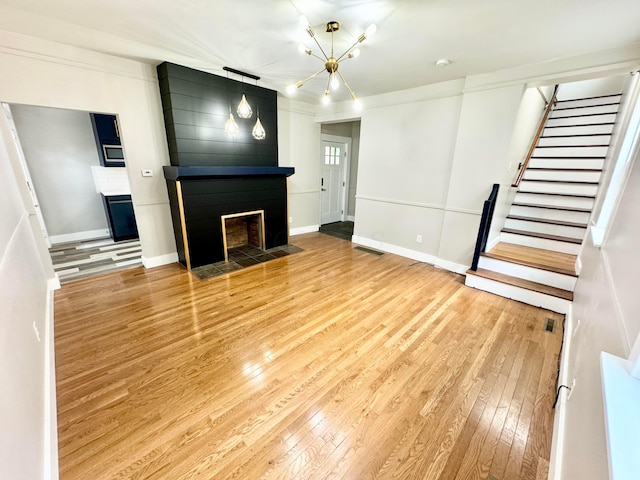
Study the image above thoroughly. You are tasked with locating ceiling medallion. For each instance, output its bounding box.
[287,16,377,108]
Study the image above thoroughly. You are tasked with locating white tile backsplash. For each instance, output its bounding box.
[91,166,131,195]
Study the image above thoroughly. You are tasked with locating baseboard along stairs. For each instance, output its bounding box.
[465,91,622,314]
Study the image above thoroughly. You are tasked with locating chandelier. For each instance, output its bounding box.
[287,16,377,107]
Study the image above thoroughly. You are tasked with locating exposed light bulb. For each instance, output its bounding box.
[330,73,340,91]
[298,43,307,54]
[348,48,360,59]
[299,15,310,28]
[252,117,266,140]
[353,99,362,110]
[321,92,331,106]
[286,84,297,95]
[224,112,240,137]
[237,94,253,118]
[365,24,377,38]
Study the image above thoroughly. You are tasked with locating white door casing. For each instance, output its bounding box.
[320,135,350,225]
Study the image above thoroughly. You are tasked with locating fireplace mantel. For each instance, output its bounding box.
[163,165,294,181]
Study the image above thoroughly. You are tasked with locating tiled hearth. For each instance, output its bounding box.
[191,244,302,280]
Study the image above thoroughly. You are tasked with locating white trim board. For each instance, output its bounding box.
[351,235,468,275]
[44,282,59,480]
[290,225,319,236]
[141,252,179,269]
[49,229,111,245]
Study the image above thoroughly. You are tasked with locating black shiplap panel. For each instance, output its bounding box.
[157,62,278,168]
[178,177,288,267]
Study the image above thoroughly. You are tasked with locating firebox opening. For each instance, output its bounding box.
[221,210,266,262]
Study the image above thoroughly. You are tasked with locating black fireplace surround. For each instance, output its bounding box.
[158,62,294,269]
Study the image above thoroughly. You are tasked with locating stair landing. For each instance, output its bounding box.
[483,242,577,276]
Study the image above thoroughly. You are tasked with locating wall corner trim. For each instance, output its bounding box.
[290,225,319,236]
[142,252,179,269]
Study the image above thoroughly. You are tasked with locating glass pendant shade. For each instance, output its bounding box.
[224,112,240,137]
[252,117,266,140]
[237,94,253,118]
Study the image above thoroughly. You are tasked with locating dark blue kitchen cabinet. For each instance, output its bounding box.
[91,113,125,167]
[102,195,138,242]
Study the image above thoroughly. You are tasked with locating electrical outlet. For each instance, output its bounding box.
[416,234,422,243]
[141,169,153,177]
[289,216,293,224]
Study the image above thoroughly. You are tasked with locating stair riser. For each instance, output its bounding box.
[555,97,620,109]
[543,124,614,136]
[465,274,571,314]
[500,232,582,255]
[551,104,619,118]
[546,114,617,127]
[529,158,604,169]
[519,181,598,196]
[514,193,594,210]
[509,205,591,224]
[538,135,610,147]
[504,219,586,239]
[523,170,601,182]
[478,256,577,291]
[533,146,608,157]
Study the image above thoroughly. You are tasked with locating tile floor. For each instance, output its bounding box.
[191,244,303,280]
[50,237,142,282]
[319,221,354,241]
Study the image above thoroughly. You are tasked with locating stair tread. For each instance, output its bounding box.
[551,113,618,119]
[555,94,621,103]
[531,156,606,159]
[520,179,599,185]
[540,134,612,138]
[506,215,587,228]
[488,242,577,273]
[527,168,602,172]
[511,202,592,213]
[553,101,620,111]
[535,144,609,147]
[517,191,595,199]
[466,268,574,301]
[502,228,583,244]
[545,122,615,128]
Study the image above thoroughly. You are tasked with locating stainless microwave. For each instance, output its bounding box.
[102,144,125,166]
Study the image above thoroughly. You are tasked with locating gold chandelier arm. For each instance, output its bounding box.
[336,39,364,62]
[336,71,358,100]
[295,67,327,88]
[307,27,330,60]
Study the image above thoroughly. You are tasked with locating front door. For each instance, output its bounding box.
[320,141,345,225]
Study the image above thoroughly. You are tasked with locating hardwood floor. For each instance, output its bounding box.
[54,233,564,479]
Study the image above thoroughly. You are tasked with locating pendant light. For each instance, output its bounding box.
[237,94,253,119]
[252,105,266,140]
[224,107,240,138]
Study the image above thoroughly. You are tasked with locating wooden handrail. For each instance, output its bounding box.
[512,84,559,187]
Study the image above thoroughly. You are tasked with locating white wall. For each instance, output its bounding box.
[0,30,176,267]
[559,132,640,479]
[278,97,321,232]
[0,99,55,479]
[10,104,109,239]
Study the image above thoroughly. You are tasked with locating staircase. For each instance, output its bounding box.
[465,92,622,314]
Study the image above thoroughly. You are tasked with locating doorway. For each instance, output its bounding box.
[3,103,141,282]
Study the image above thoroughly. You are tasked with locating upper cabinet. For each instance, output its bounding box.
[91,113,125,167]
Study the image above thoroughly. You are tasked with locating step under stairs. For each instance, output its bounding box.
[465,92,621,314]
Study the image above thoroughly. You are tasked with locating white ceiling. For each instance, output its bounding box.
[0,0,639,104]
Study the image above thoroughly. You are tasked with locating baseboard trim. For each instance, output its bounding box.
[142,252,179,269]
[548,306,574,480]
[346,215,355,222]
[49,229,110,245]
[290,225,319,236]
[44,281,59,480]
[352,235,435,264]
[434,258,469,275]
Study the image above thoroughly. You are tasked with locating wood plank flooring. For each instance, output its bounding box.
[53,233,564,480]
